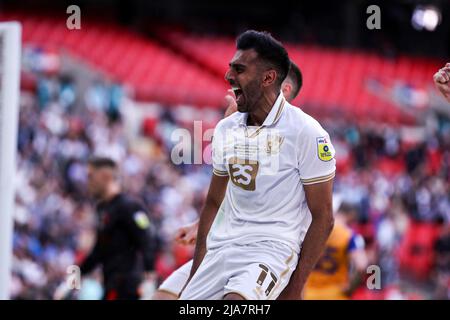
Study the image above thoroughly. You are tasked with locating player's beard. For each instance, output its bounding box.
[237,79,262,113]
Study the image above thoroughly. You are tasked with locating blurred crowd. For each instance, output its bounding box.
[11,70,205,298]
[10,62,450,299]
[325,116,450,299]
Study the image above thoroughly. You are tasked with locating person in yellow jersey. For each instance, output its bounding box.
[304,200,369,300]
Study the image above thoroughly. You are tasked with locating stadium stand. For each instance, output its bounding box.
[0,12,228,107]
[1,12,444,124]
[398,222,442,280]
[158,28,443,124]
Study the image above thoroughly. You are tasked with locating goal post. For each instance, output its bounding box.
[0,21,21,300]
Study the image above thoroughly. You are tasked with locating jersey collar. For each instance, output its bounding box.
[238,91,286,128]
[262,92,286,127]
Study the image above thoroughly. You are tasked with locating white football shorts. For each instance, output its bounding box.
[179,241,298,300]
[158,260,193,297]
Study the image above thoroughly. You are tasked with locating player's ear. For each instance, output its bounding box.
[262,69,277,87]
[282,82,292,98]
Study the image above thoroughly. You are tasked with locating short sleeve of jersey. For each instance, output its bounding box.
[297,122,336,185]
[212,120,229,177]
[348,233,365,252]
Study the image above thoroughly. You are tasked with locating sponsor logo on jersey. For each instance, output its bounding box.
[228,157,259,191]
[317,136,333,162]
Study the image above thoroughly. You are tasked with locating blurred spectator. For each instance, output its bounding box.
[434,225,450,299]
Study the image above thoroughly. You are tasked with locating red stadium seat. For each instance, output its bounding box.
[2,12,228,108]
[155,29,443,122]
[397,222,442,280]
[0,12,444,116]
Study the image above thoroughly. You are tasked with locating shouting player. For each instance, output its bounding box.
[153,61,303,300]
[178,30,335,300]
[224,60,302,117]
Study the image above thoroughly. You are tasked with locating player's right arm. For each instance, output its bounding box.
[179,120,229,295]
[181,174,228,291]
[433,63,450,103]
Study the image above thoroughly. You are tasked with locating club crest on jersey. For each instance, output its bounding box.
[228,157,259,191]
[266,135,284,155]
[317,136,333,162]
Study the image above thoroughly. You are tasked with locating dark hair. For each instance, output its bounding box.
[286,61,303,100]
[236,30,290,86]
[88,156,117,169]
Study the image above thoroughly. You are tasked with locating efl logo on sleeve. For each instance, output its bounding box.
[316,137,334,162]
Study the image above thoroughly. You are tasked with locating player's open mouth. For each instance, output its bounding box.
[232,87,242,96]
[232,87,244,104]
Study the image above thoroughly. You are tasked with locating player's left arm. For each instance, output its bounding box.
[278,123,336,300]
[278,179,334,300]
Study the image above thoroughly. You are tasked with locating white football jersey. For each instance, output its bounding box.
[208,92,336,254]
